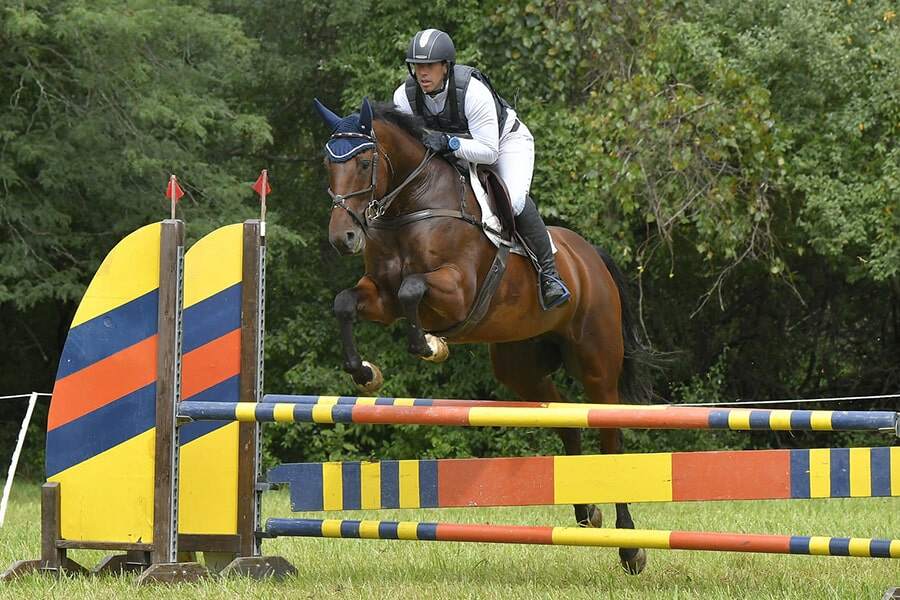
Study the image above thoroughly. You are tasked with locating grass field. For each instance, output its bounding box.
[0,480,897,599]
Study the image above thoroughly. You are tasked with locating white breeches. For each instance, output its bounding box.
[493,121,534,215]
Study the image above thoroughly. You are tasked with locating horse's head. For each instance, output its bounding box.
[315,97,388,255]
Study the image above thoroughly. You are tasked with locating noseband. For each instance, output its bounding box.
[327,130,434,235]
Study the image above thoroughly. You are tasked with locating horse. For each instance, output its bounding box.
[315,97,652,574]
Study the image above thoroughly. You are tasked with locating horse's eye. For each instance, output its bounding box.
[360,159,371,170]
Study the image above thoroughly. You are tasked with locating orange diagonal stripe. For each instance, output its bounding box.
[48,335,158,431]
[181,329,241,400]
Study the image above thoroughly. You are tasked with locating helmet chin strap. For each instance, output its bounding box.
[426,82,447,97]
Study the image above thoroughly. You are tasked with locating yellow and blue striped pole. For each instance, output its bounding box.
[265,518,900,559]
[179,400,900,432]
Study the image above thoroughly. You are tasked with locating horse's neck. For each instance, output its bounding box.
[386,152,464,216]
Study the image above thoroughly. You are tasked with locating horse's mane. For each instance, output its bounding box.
[373,102,426,142]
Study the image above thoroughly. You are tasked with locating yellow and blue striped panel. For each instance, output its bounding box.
[45,223,165,544]
[178,223,245,536]
[265,518,900,558]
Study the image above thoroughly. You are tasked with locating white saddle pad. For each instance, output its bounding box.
[468,163,556,256]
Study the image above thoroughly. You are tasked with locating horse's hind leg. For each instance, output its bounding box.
[570,340,647,575]
[601,429,647,574]
[489,341,601,528]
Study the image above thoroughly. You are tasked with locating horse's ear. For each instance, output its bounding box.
[313,98,342,131]
[359,97,373,134]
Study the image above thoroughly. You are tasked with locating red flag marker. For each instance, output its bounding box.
[252,170,271,197]
[166,175,184,219]
[252,169,270,229]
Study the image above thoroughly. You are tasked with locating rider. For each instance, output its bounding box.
[392,28,571,310]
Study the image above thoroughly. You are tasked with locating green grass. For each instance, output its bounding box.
[0,481,897,599]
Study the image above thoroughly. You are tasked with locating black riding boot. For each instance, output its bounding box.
[514,196,571,310]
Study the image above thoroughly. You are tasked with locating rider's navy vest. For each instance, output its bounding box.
[405,64,511,136]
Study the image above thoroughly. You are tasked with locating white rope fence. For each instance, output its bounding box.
[1,393,50,527]
[0,393,52,401]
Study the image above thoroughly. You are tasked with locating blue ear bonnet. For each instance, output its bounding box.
[314,97,376,163]
[324,115,375,163]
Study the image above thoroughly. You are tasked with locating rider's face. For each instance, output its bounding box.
[414,62,448,94]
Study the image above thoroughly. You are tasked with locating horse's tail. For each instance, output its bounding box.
[595,246,659,404]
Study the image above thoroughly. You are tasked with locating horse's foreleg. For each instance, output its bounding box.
[398,274,448,362]
[333,277,386,392]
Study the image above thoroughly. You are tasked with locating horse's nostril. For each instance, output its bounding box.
[345,231,356,244]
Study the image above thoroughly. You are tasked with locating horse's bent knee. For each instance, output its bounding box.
[333,289,357,321]
[398,275,428,305]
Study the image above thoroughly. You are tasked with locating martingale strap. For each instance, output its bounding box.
[370,173,478,230]
[365,151,435,221]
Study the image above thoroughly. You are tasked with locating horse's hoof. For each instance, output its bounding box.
[356,361,383,393]
[586,505,602,528]
[421,334,449,363]
[619,548,647,575]
[577,505,602,528]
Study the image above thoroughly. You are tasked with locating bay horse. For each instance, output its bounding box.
[315,97,652,574]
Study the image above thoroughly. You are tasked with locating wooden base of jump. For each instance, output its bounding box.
[218,556,297,579]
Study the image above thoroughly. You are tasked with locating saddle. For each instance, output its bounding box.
[473,165,516,241]
[469,164,551,264]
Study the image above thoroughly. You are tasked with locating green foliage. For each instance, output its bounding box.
[1,0,897,466]
[0,0,270,309]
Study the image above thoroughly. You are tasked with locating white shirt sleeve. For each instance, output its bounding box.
[393,84,413,114]
[453,77,499,165]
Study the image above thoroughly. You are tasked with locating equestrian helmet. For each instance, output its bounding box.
[406,29,456,64]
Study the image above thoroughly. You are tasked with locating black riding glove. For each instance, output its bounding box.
[423,132,452,154]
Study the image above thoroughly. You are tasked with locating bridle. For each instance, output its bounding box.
[327,130,435,236]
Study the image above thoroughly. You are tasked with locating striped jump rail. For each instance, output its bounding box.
[264,394,589,408]
[267,447,900,512]
[180,400,900,433]
[264,518,900,559]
